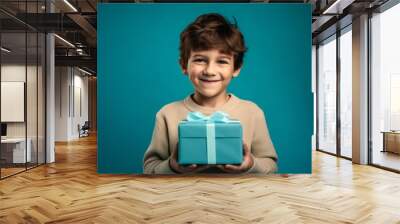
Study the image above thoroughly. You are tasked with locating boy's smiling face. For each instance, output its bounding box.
[182,49,241,99]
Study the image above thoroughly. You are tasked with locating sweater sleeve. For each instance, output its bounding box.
[143,112,177,174]
[246,107,278,174]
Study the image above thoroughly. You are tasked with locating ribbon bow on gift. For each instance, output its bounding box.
[185,111,237,164]
[186,111,232,123]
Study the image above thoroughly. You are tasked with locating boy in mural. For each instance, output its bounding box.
[143,13,278,174]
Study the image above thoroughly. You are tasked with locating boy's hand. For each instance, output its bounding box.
[169,144,210,174]
[217,143,254,173]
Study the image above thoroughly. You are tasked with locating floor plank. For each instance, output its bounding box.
[0,134,400,223]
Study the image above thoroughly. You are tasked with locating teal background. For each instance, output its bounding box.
[98,3,312,174]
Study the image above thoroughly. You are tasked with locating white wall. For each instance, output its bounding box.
[71,72,89,138]
[1,64,25,81]
[1,65,40,137]
[55,67,89,141]
[1,66,26,138]
[1,63,46,164]
[55,66,70,141]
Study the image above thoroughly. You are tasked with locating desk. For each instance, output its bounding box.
[1,138,31,163]
[381,131,400,154]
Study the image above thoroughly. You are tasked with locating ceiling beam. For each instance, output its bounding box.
[67,13,97,38]
[55,55,96,71]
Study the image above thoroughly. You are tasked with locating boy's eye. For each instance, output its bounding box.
[217,60,229,64]
[193,58,206,63]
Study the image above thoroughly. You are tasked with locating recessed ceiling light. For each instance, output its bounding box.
[1,47,11,53]
[322,0,354,15]
[77,67,93,76]
[63,0,78,12]
[54,34,75,48]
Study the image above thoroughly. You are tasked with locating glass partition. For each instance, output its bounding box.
[317,35,337,155]
[0,1,46,179]
[371,3,400,171]
[1,30,28,177]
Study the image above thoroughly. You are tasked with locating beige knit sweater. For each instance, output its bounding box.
[143,94,278,174]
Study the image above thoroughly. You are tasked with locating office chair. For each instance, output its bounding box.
[79,121,90,138]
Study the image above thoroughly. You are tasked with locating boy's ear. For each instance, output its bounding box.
[232,67,242,78]
[179,59,188,75]
[181,66,188,75]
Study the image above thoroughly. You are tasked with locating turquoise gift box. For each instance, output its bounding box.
[178,112,243,165]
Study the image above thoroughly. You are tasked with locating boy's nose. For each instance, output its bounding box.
[204,64,217,76]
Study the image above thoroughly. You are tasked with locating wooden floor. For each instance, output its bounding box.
[1,135,400,223]
[1,163,46,178]
[1,167,26,178]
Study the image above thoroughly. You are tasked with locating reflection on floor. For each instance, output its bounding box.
[341,147,352,158]
[0,163,39,178]
[373,150,400,171]
[0,167,25,178]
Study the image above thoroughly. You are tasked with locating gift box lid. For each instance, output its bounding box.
[179,121,242,138]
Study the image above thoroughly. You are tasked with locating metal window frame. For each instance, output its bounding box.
[315,24,353,162]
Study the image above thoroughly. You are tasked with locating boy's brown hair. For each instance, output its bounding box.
[179,13,247,71]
